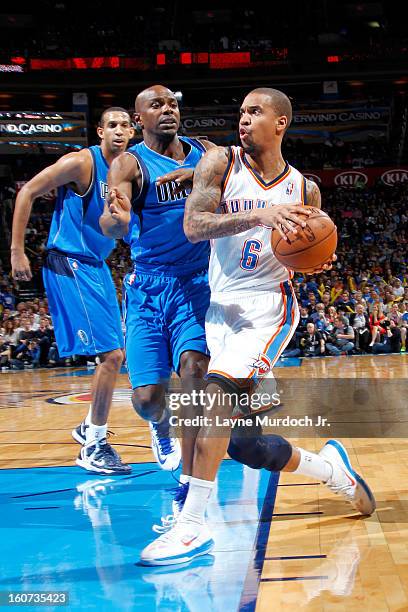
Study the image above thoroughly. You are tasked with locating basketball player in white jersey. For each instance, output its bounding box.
[140,88,375,566]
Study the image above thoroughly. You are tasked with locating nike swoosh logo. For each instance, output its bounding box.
[346,472,356,486]
[153,439,167,465]
[182,536,198,547]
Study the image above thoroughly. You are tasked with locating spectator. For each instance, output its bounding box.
[368,304,386,347]
[392,278,404,298]
[349,304,370,353]
[300,322,325,357]
[372,319,402,354]
[326,316,355,356]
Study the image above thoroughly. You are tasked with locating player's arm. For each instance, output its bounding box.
[155,139,217,194]
[11,151,91,281]
[101,153,140,239]
[184,147,312,243]
[305,179,321,208]
[304,178,337,273]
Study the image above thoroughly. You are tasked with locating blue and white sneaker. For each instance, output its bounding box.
[153,482,190,533]
[149,420,181,471]
[76,439,132,475]
[140,522,214,566]
[319,439,376,515]
[72,421,88,445]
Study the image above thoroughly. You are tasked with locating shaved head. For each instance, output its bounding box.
[248,88,292,127]
[135,85,175,111]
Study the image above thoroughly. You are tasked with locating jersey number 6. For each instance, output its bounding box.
[240,239,262,271]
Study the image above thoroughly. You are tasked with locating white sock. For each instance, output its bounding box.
[86,422,107,446]
[292,448,332,482]
[85,407,92,425]
[178,477,214,526]
[179,473,190,485]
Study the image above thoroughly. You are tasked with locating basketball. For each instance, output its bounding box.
[271,207,337,273]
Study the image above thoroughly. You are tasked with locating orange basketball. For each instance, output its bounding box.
[271,207,337,273]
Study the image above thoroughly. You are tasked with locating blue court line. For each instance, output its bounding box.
[264,555,327,560]
[260,575,329,582]
[238,472,279,612]
[277,482,320,487]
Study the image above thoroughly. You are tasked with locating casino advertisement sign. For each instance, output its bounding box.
[303,166,408,188]
[181,106,390,143]
[0,111,87,153]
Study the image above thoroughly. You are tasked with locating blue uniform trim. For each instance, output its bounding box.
[263,282,295,367]
[302,176,307,205]
[128,149,150,212]
[82,147,98,217]
[182,136,207,154]
[46,248,104,267]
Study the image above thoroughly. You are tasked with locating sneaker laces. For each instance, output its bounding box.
[152,480,189,533]
[151,422,175,456]
[325,480,355,503]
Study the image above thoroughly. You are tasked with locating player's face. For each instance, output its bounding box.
[136,91,180,138]
[98,112,134,154]
[239,93,287,153]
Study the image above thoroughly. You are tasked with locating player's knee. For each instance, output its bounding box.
[102,348,124,371]
[228,433,292,472]
[179,351,208,381]
[132,386,163,422]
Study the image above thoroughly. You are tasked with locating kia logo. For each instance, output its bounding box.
[303,173,321,184]
[334,171,368,187]
[381,169,408,186]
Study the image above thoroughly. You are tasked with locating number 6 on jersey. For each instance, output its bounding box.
[240,239,262,271]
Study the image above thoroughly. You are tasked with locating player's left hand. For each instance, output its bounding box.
[307,254,337,275]
[156,168,194,193]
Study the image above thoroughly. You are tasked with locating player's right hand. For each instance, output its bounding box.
[11,250,32,281]
[257,204,312,241]
[107,188,131,223]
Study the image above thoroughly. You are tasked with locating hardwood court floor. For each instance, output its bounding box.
[0,354,407,610]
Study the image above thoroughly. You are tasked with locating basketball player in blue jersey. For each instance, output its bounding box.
[11,108,135,475]
[100,85,215,472]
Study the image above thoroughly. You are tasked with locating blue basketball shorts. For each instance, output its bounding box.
[43,251,124,357]
[123,268,210,388]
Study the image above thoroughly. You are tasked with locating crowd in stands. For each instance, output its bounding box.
[1,180,407,368]
[285,138,390,170]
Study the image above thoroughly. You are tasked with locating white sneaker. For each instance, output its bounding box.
[149,420,181,471]
[319,439,376,515]
[140,522,214,566]
[153,481,189,533]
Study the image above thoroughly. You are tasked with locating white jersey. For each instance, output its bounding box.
[209,146,307,297]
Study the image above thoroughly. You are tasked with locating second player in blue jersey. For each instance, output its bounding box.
[100,85,215,471]
[11,107,134,475]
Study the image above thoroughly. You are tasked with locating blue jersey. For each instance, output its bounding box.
[47,145,114,261]
[125,137,209,275]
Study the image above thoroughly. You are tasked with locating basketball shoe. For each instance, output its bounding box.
[76,439,132,475]
[140,521,214,566]
[153,481,190,533]
[319,439,376,515]
[149,418,181,471]
[71,421,89,445]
